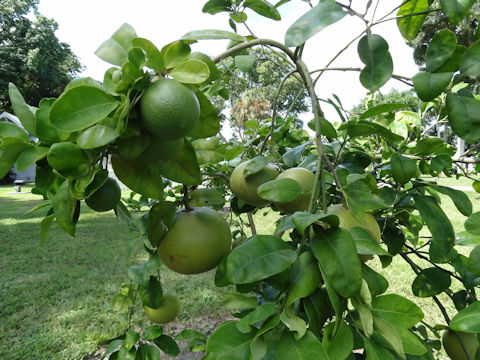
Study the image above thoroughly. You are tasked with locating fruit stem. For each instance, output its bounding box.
[182,185,193,212]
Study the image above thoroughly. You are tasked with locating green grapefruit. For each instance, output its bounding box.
[85,177,121,212]
[230,160,279,207]
[157,207,232,274]
[274,167,317,213]
[143,291,181,324]
[140,78,200,140]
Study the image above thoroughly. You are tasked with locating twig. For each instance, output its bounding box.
[247,212,257,235]
[182,185,192,212]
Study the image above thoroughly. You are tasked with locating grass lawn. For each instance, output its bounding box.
[1,182,478,359]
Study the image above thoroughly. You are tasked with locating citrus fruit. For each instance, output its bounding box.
[274,167,317,213]
[85,177,121,212]
[157,207,232,274]
[140,137,184,162]
[327,204,381,262]
[443,329,479,360]
[140,78,200,140]
[230,160,279,207]
[143,291,181,324]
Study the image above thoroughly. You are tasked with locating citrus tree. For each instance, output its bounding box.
[2,0,480,359]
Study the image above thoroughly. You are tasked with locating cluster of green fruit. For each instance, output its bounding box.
[230,159,381,259]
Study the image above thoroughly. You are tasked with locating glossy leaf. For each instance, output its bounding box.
[244,0,281,20]
[143,325,164,341]
[276,330,328,360]
[446,93,480,143]
[52,180,77,236]
[285,251,322,308]
[77,125,118,149]
[464,211,480,235]
[222,293,258,311]
[95,23,137,66]
[285,1,346,47]
[125,330,139,351]
[372,317,405,359]
[132,38,164,72]
[243,156,268,177]
[350,227,390,256]
[112,293,133,313]
[312,227,362,298]
[111,155,164,199]
[8,83,36,136]
[449,301,480,333]
[372,294,424,329]
[16,146,49,172]
[425,29,457,72]
[162,41,191,68]
[364,337,396,360]
[47,142,89,172]
[390,153,417,185]
[358,34,393,92]
[412,72,453,102]
[0,120,29,142]
[35,98,70,144]
[428,185,472,216]
[138,276,163,308]
[360,103,410,119]
[204,321,255,360]
[154,335,180,356]
[236,303,277,333]
[169,59,210,84]
[181,29,244,42]
[226,234,297,284]
[439,0,475,25]
[257,178,303,202]
[147,201,176,247]
[412,267,451,297]
[50,86,119,132]
[413,195,455,258]
[188,91,220,139]
[459,40,480,76]
[397,0,429,41]
[157,139,201,185]
[362,264,389,298]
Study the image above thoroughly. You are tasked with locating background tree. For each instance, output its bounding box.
[0,0,82,112]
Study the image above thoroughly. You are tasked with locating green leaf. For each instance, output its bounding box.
[291,212,334,235]
[437,45,468,72]
[8,83,36,136]
[169,59,210,84]
[138,276,163,308]
[358,34,393,92]
[112,293,134,313]
[439,0,475,25]
[450,301,480,333]
[390,153,417,185]
[323,321,353,360]
[147,201,176,247]
[234,55,256,72]
[143,325,164,341]
[456,231,480,246]
[372,294,424,329]
[137,343,161,360]
[285,1,346,47]
[364,337,396,360]
[236,303,277,333]
[459,40,480,76]
[0,120,29,142]
[360,103,410,119]
[428,185,472,216]
[285,251,322,308]
[226,234,297,284]
[372,317,406,359]
[280,304,307,339]
[188,91,220,139]
[157,139,201,186]
[16,146,49,172]
[425,29,457,72]
[312,227,362,298]
[362,264,389,298]
[205,321,255,360]
[221,293,258,311]
[243,0,281,21]
[0,140,30,178]
[303,288,334,338]
[276,330,328,360]
[52,180,77,236]
[118,345,136,360]
[95,23,137,66]
[413,195,455,260]
[50,86,119,132]
[132,38,164,72]
[77,125,118,149]
[47,142,89,173]
[125,330,139,351]
[282,143,308,168]
[397,328,427,355]
[412,72,453,102]
[39,214,55,245]
[350,227,390,256]
[411,267,451,297]
[111,155,164,199]
[243,156,268,177]
[465,211,480,235]
[446,93,480,143]
[257,178,303,202]
[396,0,429,41]
[35,98,70,144]
[162,41,191,68]
[154,335,180,356]
[181,29,244,42]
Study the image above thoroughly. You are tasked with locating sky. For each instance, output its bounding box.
[37,0,420,126]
